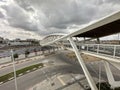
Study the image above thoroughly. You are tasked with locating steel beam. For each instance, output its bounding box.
[68,37,98,90]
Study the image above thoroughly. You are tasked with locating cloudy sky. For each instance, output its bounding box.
[0,0,120,40]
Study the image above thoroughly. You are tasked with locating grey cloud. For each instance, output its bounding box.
[14,0,34,12]
[1,0,120,37]
[105,0,120,4]
[14,0,97,27]
[37,27,68,36]
[33,0,97,29]
[0,0,7,2]
[0,11,4,18]
[1,3,40,31]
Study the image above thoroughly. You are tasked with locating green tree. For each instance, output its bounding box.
[13,53,19,60]
[25,50,30,58]
[34,49,37,56]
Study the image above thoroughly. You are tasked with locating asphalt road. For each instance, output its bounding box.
[0,55,45,76]
[0,50,120,90]
[0,51,79,90]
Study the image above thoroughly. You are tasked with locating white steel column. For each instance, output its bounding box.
[97,44,99,54]
[97,38,100,44]
[104,61,120,88]
[87,44,89,51]
[104,61,114,83]
[68,37,98,90]
[113,45,116,58]
[98,61,102,90]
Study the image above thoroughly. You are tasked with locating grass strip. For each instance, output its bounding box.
[0,63,43,82]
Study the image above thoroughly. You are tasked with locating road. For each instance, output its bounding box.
[0,50,57,76]
[0,51,80,90]
[0,55,44,76]
[0,50,120,90]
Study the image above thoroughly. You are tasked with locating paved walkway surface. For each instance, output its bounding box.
[28,73,99,90]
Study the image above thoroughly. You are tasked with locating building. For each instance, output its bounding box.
[7,40,32,46]
[0,37,4,44]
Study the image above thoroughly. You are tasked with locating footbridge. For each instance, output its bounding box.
[40,10,120,90]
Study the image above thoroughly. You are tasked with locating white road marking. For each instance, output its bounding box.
[57,76,66,85]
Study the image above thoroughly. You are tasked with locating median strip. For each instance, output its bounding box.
[0,63,44,84]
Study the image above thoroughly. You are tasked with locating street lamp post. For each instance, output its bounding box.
[11,49,18,90]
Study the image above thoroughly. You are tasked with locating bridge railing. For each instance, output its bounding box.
[79,44,120,58]
[65,43,120,59]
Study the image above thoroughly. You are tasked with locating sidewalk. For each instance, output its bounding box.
[28,73,98,90]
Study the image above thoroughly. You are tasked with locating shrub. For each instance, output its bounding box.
[13,53,18,59]
[25,50,30,58]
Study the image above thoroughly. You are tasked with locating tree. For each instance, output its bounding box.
[25,50,30,58]
[34,49,37,56]
[13,53,19,60]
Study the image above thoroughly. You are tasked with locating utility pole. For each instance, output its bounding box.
[11,49,18,90]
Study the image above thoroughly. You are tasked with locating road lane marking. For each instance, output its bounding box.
[57,76,66,85]
[8,77,14,80]
[18,73,23,76]
[0,82,3,84]
[26,70,30,73]
[33,68,36,70]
